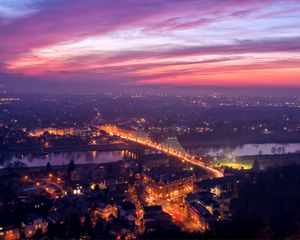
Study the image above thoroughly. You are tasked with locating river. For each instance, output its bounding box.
[192,143,300,157]
[0,151,125,169]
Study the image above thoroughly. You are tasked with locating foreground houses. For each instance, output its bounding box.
[143,206,173,234]
[185,192,220,230]
[0,225,20,240]
[21,214,48,239]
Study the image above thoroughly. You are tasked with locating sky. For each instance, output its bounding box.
[0,0,300,90]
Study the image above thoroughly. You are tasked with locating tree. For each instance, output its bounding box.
[94,184,100,192]
[69,215,82,238]
[83,213,92,234]
[252,159,260,173]
[67,159,76,180]
[46,161,52,174]
[226,165,300,239]
[33,228,43,239]
[46,221,55,239]
[93,217,109,239]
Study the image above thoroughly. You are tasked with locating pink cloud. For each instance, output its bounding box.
[1,0,300,87]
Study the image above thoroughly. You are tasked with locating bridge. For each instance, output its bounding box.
[100,125,223,178]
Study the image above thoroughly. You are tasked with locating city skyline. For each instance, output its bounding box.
[1,0,300,90]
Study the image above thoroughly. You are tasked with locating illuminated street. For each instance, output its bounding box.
[159,200,204,232]
[100,125,223,178]
[23,174,65,198]
[98,125,226,232]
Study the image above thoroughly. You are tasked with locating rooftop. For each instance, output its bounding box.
[144,205,162,213]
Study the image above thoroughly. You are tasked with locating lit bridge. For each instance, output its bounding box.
[100,125,223,178]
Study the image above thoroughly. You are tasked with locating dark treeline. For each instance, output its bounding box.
[213,164,300,239]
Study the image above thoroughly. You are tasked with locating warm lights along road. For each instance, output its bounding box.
[100,125,223,178]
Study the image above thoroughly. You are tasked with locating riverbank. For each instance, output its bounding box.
[0,150,128,169]
[207,153,300,170]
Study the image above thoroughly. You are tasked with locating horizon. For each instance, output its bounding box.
[2,83,300,97]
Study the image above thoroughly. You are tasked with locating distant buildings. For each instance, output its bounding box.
[28,128,76,137]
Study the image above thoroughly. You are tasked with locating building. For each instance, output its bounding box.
[143,205,163,215]
[21,214,48,238]
[118,201,137,218]
[196,177,240,220]
[146,171,195,200]
[185,193,216,230]
[0,225,20,240]
[186,192,220,215]
[140,153,169,170]
[187,201,213,230]
[143,206,172,234]
[196,175,244,199]
[93,203,118,221]
[108,183,130,201]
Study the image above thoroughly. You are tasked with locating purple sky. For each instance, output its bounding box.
[1,0,300,89]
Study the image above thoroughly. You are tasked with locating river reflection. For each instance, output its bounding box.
[192,143,300,157]
[0,151,126,169]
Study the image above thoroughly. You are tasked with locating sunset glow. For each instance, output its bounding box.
[1,0,300,87]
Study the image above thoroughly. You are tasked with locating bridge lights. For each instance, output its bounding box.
[101,125,224,178]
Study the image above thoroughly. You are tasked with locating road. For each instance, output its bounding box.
[159,200,204,232]
[23,174,65,198]
[100,125,223,178]
[144,192,203,232]
[100,125,224,232]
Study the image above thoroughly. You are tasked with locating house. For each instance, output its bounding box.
[146,171,195,200]
[108,183,130,201]
[0,225,20,240]
[21,214,48,238]
[118,201,136,218]
[143,205,172,233]
[185,193,217,230]
[94,203,118,221]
